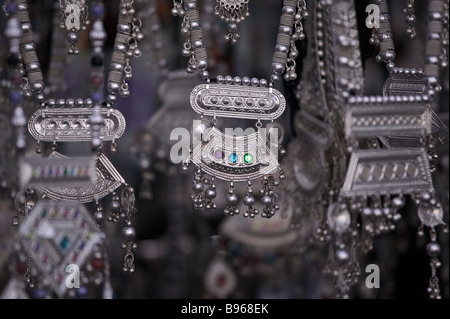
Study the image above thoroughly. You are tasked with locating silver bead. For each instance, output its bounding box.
[261,195,272,205]
[380,50,396,62]
[205,189,216,199]
[271,74,280,82]
[26,62,40,72]
[335,249,349,264]
[282,6,295,15]
[201,70,209,80]
[20,42,35,52]
[426,242,441,257]
[112,62,124,72]
[193,40,203,48]
[259,79,268,87]
[182,48,191,57]
[31,82,44,93]
[243,195,255,206]
[185,2,197,10]
[242,77,250,85]
[362,207,372,216]
[85,98,93,107]
[225,75,233,84]
[193,182,204,192]
[216,75,224,83]
[107,94,116,104]
[94,210,104,222]
[114,43,127,52]
[278,25,292,35]
[275,44,289,54]
[107,82,120,93]
[233,76,241,85]
[67,32,79,44]
[117,23,131,33]
[122,226,136,239]
[228,23,238,33]
[75,98,84,106]
[226,193,238,205]
[66,98,74,107]
[405,14,416,24]
[190,21,200,30]
[426,56,440,65]
[251,78,259,86]
[272,62,285,75]
[392,196,405,208]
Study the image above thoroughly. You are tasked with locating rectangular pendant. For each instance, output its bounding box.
[190,83,285,120]
[341,148,433,197]
[345,96,431,138]
[28,107,126,142]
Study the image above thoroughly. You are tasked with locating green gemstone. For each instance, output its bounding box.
[243,153,254,164]
[60,236,70,250]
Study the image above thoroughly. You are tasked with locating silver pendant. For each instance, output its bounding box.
[34,151,124,203]
[191,126,279,182]
[345,95,432,139]
[28,107,126,143]
[383,68,426,96]
[19,153,96,189]
[190,83,285,120]
[17,200,104,296]
[341,148,433,197]
[214,0,250,44]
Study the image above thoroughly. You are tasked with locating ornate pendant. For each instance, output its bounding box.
[214,0,250,44]
[17,200,104,296]
[189,80,285,218]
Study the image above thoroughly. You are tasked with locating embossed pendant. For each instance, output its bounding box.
[26,151,125,203]
[28,107,125,143]
[17,200,104,296]
[214,0,250,44]
[189,82,286,218]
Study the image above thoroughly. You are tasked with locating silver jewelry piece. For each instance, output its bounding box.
[214,0,250,44]
[28,107,126,143]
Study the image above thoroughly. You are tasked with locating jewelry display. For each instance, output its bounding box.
[0,0,142,297]
[0,0,448,300]
[172,0,307,218]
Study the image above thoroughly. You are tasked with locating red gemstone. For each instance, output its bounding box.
[91,76,103,87]
[16,262,27,274]
[91,258,104,270]
[216,273,227,288]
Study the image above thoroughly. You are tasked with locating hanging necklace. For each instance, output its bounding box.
[342,0,448,299]
[7,0,142,297]
[172,0,307,218]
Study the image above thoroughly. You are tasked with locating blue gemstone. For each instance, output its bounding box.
[74,211,79,219]
[32,288,46,299]
[79,241,85,250]
[60,236,70,250]
[9,90,23,103]
[6,2,18,14]
[91,92,103,102]
[90,5,104,18]
[35,243,40,252]
[76,286,89,298]
[228,153,239,164]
